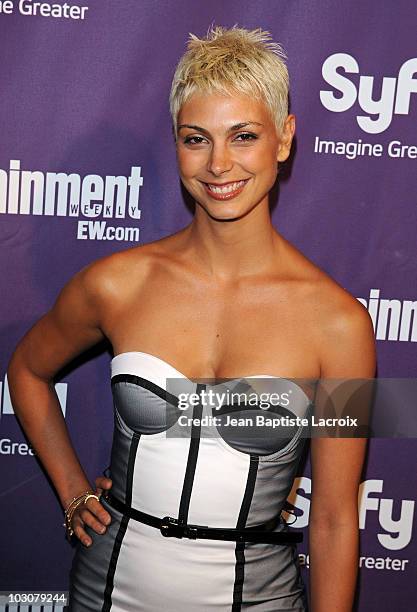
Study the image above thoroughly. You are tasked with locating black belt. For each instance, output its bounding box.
[102,491,302,544]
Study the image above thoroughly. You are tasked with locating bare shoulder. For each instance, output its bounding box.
[282,240,376,378]
[312,268,372,332]
[309,268,376,378]
[74,234,181,321]
[76,242,157,309]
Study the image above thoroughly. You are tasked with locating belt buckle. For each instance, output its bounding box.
[160,517,198,539]
[160,516,184,538]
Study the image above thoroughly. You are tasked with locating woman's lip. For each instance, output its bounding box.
[201,179,250,201]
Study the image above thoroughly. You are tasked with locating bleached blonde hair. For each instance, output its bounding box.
[169,24,289,140]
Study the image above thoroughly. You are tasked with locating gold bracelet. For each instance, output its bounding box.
[83,493,100,505]
[64,490,95,514]
[63,490,99,539]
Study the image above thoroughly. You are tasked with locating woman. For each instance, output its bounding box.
[7,25,376,611]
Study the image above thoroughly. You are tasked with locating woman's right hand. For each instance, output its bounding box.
[70,476,113,547]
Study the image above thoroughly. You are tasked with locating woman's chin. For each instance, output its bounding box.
[202,206,249,222]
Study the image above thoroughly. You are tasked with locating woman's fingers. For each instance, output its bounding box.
[69,477,113,546]
[71,497,112,547]
[85,495,112,527]
[94,475,113,495]
[72,512,95,547]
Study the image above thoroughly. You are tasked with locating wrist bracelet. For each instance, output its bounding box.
[63,490,100,540]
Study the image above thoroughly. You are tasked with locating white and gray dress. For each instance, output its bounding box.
[68,351,312,611]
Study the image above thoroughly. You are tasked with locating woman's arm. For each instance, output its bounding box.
[309,299,376,611]
[7,260,113,540]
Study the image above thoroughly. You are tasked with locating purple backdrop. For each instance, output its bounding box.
[1,1,416,610]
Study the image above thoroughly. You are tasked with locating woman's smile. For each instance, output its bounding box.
[201,178,251,200]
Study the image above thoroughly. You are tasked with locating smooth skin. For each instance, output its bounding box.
[7,91,376,612]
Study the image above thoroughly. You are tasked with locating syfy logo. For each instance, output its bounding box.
[320,53,417,134]
[288,476,415,551]
[1,374,67,417]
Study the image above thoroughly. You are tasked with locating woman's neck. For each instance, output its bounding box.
[183,203,283,280]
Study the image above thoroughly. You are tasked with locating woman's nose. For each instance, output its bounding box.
[207,143,233,175]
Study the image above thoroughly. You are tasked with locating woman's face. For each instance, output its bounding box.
[176,90,295,221]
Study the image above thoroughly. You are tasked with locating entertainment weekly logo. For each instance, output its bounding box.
[316,53,417,160]
[0,160,143,241]
[358,288,417,343]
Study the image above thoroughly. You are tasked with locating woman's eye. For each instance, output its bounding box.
[235,132,258,142]
[183,136,207,145]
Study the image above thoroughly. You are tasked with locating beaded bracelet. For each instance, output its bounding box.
[63,490,100,540]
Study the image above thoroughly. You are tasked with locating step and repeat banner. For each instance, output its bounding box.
[1,1,416,610]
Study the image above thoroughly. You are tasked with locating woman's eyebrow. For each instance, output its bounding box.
[178,121,263,134]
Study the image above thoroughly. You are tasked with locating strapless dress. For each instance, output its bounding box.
[68,351,312,611]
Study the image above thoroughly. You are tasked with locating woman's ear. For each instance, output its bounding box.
[277,114,295,163]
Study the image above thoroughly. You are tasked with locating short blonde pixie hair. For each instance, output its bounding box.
[169,24,289,141]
